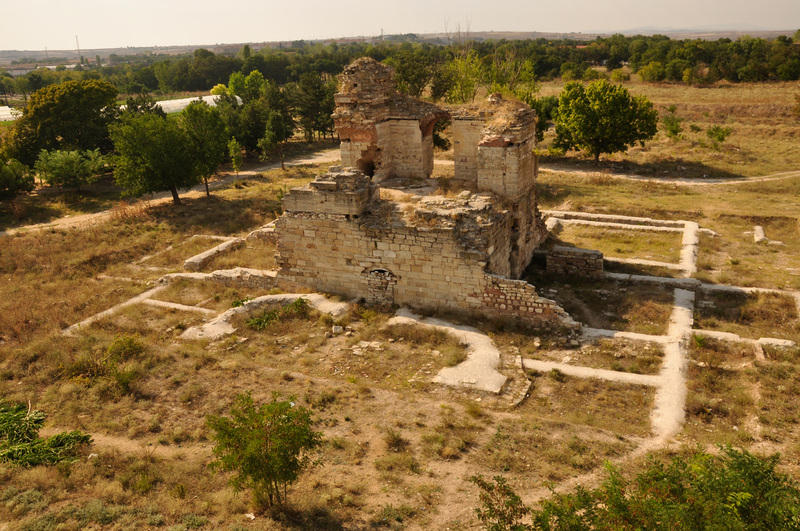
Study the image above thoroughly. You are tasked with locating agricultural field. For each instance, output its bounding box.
[1,79,800,530]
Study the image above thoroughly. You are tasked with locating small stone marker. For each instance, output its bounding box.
[754,226,767,243]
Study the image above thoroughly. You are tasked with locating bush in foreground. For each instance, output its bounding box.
[207,392,321,512]
[473,446,800,530]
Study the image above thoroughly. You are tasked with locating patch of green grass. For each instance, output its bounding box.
[555,225,682,263]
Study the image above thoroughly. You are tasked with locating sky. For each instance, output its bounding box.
[2,0,799,51]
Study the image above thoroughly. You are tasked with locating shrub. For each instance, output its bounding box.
[0,400,91,466]
[707,125,733,145]
[472,446,800,530]
[246,297,310,331]
[207,392,321,511]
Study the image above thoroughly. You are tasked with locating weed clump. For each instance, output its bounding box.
[0,400,91,467]
[246,298,311,331]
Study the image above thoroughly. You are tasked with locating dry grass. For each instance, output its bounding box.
[684,337,758,445]
[140,235,225,269]
[475,414,636,480]
[537,171,800,290]
[538,80,800,179]
[526,272,674,335]
[527,338,664,375]
[523,371,655,437]
[694,290,800,342]
[199,238,278,272]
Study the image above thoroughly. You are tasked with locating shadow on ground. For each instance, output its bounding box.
[540,155,744,181]
[146,192,281,235]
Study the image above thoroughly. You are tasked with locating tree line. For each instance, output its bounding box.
[0,69,335,205]
[3,29,800,104]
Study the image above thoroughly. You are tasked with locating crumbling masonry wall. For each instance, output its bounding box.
[333,58,447,181]
[275,168,571,328]
[273,58,570,328]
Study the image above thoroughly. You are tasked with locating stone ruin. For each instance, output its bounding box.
[273,57,576,329]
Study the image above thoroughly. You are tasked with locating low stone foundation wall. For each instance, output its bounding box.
[210,268,277,290]
[546,245,604,277]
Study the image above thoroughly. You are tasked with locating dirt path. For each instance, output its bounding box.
[2,149,340,237]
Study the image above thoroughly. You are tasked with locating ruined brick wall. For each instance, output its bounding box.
[275,169,570,329]
[275,212,570,328]
[546,245,604,277]
[482,274,572,326]
[333,58,448,181]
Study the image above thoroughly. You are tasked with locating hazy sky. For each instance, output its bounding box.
[3,0,799,51]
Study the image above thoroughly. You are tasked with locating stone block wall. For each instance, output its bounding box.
[275,206,572,329]
[452,117,483,182]
[546,245,604,277]
[388,120,431,179]
[476,134,536,199]
[509,194,549,278]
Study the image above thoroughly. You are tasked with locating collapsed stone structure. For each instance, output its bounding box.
[274,58,574,328]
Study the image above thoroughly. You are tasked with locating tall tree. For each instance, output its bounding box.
[228,138,243,177]
[121,91,166,118]
[289,72,334,142]
[110,113,198,205]
[258,111,292,170]
[179,100,228,197]
[554,79,658,165]
[9,79,118,166]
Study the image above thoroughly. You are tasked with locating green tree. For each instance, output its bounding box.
[638,61,666,82]
[210,83,228,96]
[385,48,436,98]
[706,124,733,149]
[518,94,559,143]
[228,70,265,104]
[110,113,197,205]
[258,110,292,170]
[34,149,105,193]
[445,52,484,103]
[179,100,227,196]
[554,79,658,165]
[122,91,166,118]
[0,158,34,203]
[228,137,243,177]
[207,392,322,511]
[289,72,335,142]
[9,79,118,166]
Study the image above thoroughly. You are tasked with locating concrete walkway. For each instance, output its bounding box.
[180,293,349,341]
[387,308,508,394]
[63,284,168,335]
